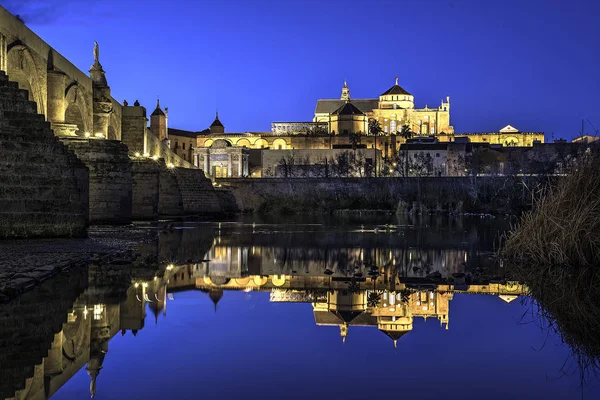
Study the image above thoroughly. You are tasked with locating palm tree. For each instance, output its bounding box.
[399,124,413,140]
[368,119,383,137]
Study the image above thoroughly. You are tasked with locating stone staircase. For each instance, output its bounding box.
[0,70,89,238]
[0,267,88,400]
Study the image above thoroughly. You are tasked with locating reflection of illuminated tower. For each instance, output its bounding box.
[86,304,111,398]
[148,281,168,324]
[340,324,348,343]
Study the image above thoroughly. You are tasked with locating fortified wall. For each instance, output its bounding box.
[0,7,224,236]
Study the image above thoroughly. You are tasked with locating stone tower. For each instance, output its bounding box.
[150,99,168,142]
[209,111,225,134]
[340,79,350,101]
[89,42,113,139]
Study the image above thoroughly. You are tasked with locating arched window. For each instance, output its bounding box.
[390,120,397,133]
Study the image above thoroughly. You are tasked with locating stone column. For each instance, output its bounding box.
[46,71,66,123]
[227,154,232,177]
[238,153,242,177]
[0,33,6,72]
[89,45,113,139]
[204,152,209,175]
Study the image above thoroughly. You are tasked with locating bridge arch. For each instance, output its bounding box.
[108,112,120,140]
[6,42,45,115]
[64,82,90,136]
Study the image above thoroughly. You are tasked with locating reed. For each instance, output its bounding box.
[502,150,600,267]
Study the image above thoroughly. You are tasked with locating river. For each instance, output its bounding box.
[1,215,598,399]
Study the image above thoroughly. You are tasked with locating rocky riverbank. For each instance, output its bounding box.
[0,225,159,303]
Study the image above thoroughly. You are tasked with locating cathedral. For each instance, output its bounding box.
[312,77,453,136]
[160,77,544,178]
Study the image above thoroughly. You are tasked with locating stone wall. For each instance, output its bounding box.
[175,168,223,215]
[132,160,224,218]
[131,160,159,220]
[60,138,132,224]
[218,176,548,215]
[158,166,184,217]
[0,71,88,238]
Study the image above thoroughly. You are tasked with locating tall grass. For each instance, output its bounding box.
[502,148,600,376]
[503,150,600,267]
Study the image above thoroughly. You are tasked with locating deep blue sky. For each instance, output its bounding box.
[5,0,600,139]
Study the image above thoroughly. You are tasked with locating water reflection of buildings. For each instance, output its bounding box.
[185,266,527,347]
[3,274,169,400]
[168,244,493,293]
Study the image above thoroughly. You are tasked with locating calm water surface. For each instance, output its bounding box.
[2,215,599,399]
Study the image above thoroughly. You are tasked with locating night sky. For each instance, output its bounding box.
[4,0,600,139]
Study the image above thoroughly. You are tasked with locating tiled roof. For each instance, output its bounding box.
[151,106,165,116]
[315,99,378,115]
[331,101,366,116]
[168,128,199,138]
[381,84,412,96]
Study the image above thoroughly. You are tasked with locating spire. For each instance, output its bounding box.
[394,340,397,349]
[340,79,350,101]
[151,98,165,116]
[395,76,398,86]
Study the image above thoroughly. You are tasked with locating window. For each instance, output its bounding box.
[390,120,397,133]
[183,154,187,160]
[431,127,435,134]
[183,143,186,150]
[393,104,397,109]
[436,153,440,158]
[384,126,389,133]
[175,141,179,148]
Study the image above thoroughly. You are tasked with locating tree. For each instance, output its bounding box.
[307,125,328,137]
[399,124,413,140]
[369,119,383,137]
[349,131,361,150]
[411,152,434,177]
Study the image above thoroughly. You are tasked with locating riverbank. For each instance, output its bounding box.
[0,226,157,303]
[218,176,551,216]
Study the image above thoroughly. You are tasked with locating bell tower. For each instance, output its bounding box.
[340,79,350,101]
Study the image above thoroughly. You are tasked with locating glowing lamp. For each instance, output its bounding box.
[84,132,91,138]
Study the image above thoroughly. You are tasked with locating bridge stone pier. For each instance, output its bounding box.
[0,6,225,235]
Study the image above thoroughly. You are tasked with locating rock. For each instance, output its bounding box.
[426,271,442,280]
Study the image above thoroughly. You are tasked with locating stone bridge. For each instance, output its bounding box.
[0,6,224,236]
[0,8,121,140]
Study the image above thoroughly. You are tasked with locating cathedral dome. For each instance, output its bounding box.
[380,77,412,96]
[379,329,409,348]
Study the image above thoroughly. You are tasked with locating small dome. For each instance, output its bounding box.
[381,77,412,96]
